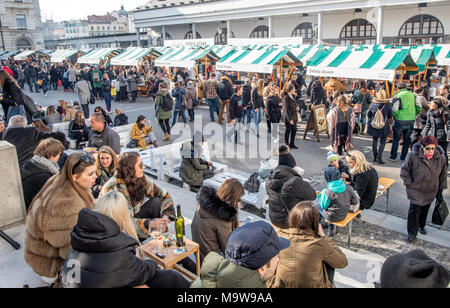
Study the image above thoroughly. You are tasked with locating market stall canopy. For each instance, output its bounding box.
[215,46,301,74]
[408,47,437,73]
[50,49,83,63]
[290,45,326,65]
[155,46,220,68]
[306,47,418,81]
[428,44,450,66]
[0,50,19,61]
[77,48,122,65]
[110,47,163,67]
[13,50,48,61]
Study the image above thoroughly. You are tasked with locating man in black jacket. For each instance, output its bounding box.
[242,78,252,129]
[265,145,316,229]
[24,64,39,93]
[217,76,234,125]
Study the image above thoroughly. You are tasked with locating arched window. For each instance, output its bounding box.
[339,19,376,45]
[184,31,202,39]
[214,28,235,45]
[398,14,444,45]
[250,25,269,38]
[292,22,313,42]
[16,37,33,50]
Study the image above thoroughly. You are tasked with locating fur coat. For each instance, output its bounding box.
[24,181,90,278]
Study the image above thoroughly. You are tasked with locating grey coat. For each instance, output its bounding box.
[67,68,77,83]
[400,143,447,206]
[88,126,121,155]
[127,77,138,92]
[74,80,92,105]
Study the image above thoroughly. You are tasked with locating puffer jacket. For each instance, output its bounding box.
[351,167,379,210]
[269,228,348,288]
[217,77,233,100]
[400,143,447,206]
[267,95,282,123]
[171,86,187,110]
[191,186,238,262]
[422,108,449,143]
[114,113,129,127]
[190,252,267,288]
[61,209,158,288]
[266,165,317,229]
[318,180,359,222]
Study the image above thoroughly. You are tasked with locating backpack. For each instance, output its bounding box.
[244,173,260,193]
[93,71,100,83]
[161,94,174,112]
[371,105,386,129]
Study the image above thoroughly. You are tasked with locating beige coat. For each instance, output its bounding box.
[269,228,348,288]
[24,182,89,278]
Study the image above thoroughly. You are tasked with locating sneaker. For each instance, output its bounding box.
[418,227,427,235]
[388,158,396,162]
[407,235,417,243]
[376,159,386,165]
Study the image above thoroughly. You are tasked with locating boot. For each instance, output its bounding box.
[163,132,170,141]
[152,141,159,148]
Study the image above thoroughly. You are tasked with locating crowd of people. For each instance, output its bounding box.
[0,55,449,288]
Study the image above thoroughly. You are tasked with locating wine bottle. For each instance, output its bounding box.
[175,205,185,247]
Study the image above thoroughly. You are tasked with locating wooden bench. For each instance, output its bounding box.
[326,210,363,248]
[376,177,396,212]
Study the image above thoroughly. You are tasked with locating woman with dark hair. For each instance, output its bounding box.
[0,69,33,123]
[50,65,59,91]
[282,83,300,149]
[92,146,118,199]
[191,179,244,262]
[422,96,449,166]
[310,80,327,107]
[69,111,89,149]
[401,135,447,243]
[327,95,355,156]
[352,81,372,133]
[94,106,113,126]
[266,85,282,134]
[269,201,348,288]
[25,152,97,280]
[155,82,173,141]
[130,115,158,149]
[32,119,51,133]
[100,152,175,240]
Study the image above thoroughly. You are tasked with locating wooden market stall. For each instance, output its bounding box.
[13,50,49,62]
[77,48,122,66]
[50,49,85,65]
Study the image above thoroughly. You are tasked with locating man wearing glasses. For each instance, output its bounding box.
[400,136,447,243]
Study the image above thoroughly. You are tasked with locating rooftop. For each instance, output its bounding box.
[134,0,223,11]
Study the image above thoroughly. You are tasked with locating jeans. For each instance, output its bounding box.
[243,109,252,125]
[372,136,387,161]
[251,108,263,134]
[207,98,220,121]
[226,118,242,143]
[187,109,195,122]
[103,92,112,112]
[390,121,414,161]
[172,109,187,126]
[42,83,49,95]
[407,203,431,237]
[355,111,367,133]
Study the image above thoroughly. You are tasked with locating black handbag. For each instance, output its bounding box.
[89,95,96,105]
[127,139,138,149]
[244,173,260,193]
[432,199,449,226]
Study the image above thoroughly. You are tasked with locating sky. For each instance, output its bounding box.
[39,0,145,22]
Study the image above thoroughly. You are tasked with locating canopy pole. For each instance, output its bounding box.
[163,67,172,81]
[280,58,283,90]
[205,57,208,80]
[420,62,430,84]
[238,71,240,81]
[385,80,390,97]
[446,66,449,84]
[399,70,406,83]
[282,65,296,93]
[391,75,397,98]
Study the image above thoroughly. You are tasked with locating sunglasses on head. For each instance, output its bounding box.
[72,153,95,173]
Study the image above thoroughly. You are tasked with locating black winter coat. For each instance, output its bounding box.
[367,103,393,138]
[422,108,449,143]
[217,79,233,100]
[251,88,264,109]
[242,84,252,109]
[1,79,33,123]
[229,94,244,120]
[61,208,158,288]
[267,95,282,123]
[266,165,317,229]
[114,114,129,127]
[282,94,298,124]
[20,160,53,210]
[351,167,379,210]
[311,86,326,106]
[50,67,59,83]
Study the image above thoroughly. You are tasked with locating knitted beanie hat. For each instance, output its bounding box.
[327,151,339,165]
[279,145,296,168]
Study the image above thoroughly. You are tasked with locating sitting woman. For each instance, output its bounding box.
[94,106,113,127]
[130,115,158,149]
[179,132,215,192]
[60,191,190,288]
[21,138,65,210]
[44,105,62,127]
[114,108,129,127]
[92,146,118,199]
[62,106,77,123]
[57,100,67,118]
[24,152,97,280]
[32,118,51,133]
[191,179,244,262]
[269,201,348,288]
[68,111,90,149]
[100,152,175,241]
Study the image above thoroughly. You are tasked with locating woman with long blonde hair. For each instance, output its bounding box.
[251,78,265,137]
[346,150,379,211]
[92,146,118,198]
[60,191,190,288]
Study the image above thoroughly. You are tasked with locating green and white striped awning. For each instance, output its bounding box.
[428,44,450,66]
[216,47,301,74]
[306,47,418,81]
[290,45,326,64]
[77,48,122,65]
[110,47,163,67]
[408,47,437,72]
[155,46,220,68]
[14,50,47,61]
[0,51,18,60]
[50,49,82,63]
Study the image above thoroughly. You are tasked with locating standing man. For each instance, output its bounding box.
[217,76,234,125]
[74,75,92,119]
[67,66,77,92]
[24,63,38,93]
[389,83,422,162]
[205,73,220,122]
[91,66,103,100]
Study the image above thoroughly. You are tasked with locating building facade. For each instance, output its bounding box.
[64,20,89,39]
[0,0,44,50]
[131,0,450,46]
[87,13,127,37]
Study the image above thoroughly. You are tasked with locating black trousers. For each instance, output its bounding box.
[146,269,191,288]
[285,121,297,146]
[81,104,90,119]
[372,136,387,161]
[159,119,171,135]
[324,262,335,285]
[407,203,431,237]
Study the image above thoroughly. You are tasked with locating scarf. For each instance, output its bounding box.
[30,155,60,175]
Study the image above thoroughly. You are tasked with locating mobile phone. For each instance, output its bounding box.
[156,252,165,259]
[242,216,254,225]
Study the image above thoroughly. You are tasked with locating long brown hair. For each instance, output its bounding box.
[74,111,85,126]
[216,178,244,208]
[288,201,320,234]
[0,69,19,88]
[28,153,95,214]
[32,119,51,132]
[96,146,118,176]
[116,152,148,207]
